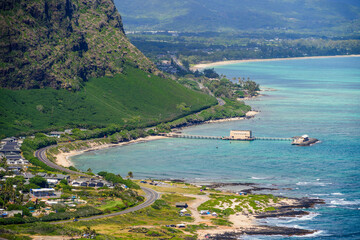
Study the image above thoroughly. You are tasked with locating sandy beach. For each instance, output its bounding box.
[191,54,360,70]
[53,136,167,167]
[204,110,259,124]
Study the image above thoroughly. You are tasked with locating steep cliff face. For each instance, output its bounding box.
[0,0,158,90]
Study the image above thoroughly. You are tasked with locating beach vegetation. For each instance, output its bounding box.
[198,193,279,216]
[151,199,170,210]
[185,224,215,233]
[211,218,233,226]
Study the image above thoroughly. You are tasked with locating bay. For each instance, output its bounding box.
[71,57,360,239]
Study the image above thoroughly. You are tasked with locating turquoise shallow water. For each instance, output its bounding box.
[72,57,360,239]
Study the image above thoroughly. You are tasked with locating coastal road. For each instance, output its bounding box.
[52,186,159,224]
[35,145,79,174]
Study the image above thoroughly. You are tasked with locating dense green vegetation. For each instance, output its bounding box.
[158,98,251,131]
[98,171,140,189]
[0,206,103,225]
[0,67,217,137]
[115,0,360,35]
[129,32,360,67]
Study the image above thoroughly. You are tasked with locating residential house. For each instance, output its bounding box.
[30,188,56,197]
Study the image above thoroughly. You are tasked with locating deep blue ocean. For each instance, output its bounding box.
[72,57,360,239]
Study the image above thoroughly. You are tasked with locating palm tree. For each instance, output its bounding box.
[127,171,133,179]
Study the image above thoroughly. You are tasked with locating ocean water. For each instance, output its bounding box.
[72,57,360,239]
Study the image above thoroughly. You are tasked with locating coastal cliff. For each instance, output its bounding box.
[0,0,158,90]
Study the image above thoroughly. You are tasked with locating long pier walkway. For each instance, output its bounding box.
[254,137,293,141]
[162,133,292,141]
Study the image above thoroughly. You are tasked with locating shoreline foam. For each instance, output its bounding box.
[191,54,360,70]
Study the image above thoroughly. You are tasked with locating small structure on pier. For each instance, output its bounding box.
[292,135,309,145]
[229,130,253,140]
[292,135,319,146]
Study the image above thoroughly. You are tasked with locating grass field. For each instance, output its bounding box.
[0,67,217,137]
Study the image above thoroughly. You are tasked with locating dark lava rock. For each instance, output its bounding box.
[207,226,315,239]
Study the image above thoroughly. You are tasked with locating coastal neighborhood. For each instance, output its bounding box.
[0,131,324,239]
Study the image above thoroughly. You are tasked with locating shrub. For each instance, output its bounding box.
[151,199,169,210]
[40,206,102,222]
[0,217,38,225]
[146,230,162,237]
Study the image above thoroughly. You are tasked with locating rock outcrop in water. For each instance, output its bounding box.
[0,0,158,90]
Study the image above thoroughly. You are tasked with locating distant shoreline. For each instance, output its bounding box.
[191,54,360,70]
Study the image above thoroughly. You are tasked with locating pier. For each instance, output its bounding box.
[162,133,293,142]
[165,133,224,140]
[254,137,292,141]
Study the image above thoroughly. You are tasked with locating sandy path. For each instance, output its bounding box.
[183,194,210,224]
[183,193,257,239]
[31,236,81,240]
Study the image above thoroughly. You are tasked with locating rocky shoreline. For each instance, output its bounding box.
[184,181,325,239]
[205,196,325,239]
[207,226,316,239]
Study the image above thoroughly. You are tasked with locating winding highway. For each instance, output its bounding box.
[34,146,160,224]
[52,186,159,224]
[35,145,79,174]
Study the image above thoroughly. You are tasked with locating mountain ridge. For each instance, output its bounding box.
[115,0,360,35]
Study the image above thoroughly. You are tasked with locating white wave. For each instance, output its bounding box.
[310,193,329,196]
[296,230,327,238]
[260,212,319,226]
[251,176,267,180]
[279,212,320,223]
[329,199,360,206]
[296,181,331,186]
[331,192,344,196]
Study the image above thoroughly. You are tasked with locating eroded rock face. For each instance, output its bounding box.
[0,0,158,90]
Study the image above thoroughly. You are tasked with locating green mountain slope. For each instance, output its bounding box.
[0,67,217,137]
[0,0,218,137]
[0,0,158,89]
[115,0,360,35]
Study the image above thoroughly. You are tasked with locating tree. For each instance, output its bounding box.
[182,60,190,70]
[87,168,92,173]
[36,105,44,112]
[127,171,133,179]
[203,68,219,78]
[29,176,48,188]
[60,179,68,185]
